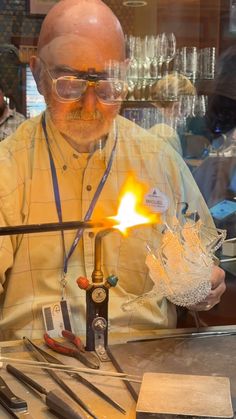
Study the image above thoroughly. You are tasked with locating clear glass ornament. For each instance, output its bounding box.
[121,218,226,311]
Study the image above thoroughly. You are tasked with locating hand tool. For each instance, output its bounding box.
[1,355,141,382]
[0,375,33,418]
[20,337,126,414]
[23,337,98,419]
[128,329,236,341]
[106,347,139,402]
[0,219,116,236]
[44,331,100,369]
[6,365,86,419]
[62,329,85,351]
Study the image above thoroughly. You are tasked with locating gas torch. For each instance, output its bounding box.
[77,175,160,360]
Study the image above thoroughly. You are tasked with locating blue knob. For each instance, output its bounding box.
[106,275,118,287]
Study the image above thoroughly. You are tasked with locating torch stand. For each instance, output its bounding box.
[77,229,118,361]
[0,218,119,361]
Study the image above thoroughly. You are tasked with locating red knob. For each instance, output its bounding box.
[76,276,90,289]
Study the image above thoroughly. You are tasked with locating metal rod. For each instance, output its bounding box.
[0,219,116,236]
[25,341,126,414]
[106,347,139,402]
[128,329,236,342]
[190,310,201,331]
[220,257,236,263]
[23,338,98,419]
[0,356,141,383]
[6,364,86,419]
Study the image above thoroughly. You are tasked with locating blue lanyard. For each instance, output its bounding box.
[41,113,118,279]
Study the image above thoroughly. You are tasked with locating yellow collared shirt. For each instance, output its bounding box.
[0,112,214,341]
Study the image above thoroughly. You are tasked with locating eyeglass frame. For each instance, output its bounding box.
[38,57,128,104]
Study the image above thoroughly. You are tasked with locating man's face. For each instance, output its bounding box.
[37,36,126,147]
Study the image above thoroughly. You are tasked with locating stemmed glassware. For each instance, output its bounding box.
[164,32,176,74]
[133,36,143,100]
[157,33,168,79]
[125,32,178,100]
[126,35,138,100]
[150,33,168,80]
[142,36,152,99]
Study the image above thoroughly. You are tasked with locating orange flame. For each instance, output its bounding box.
[108,175,161,235]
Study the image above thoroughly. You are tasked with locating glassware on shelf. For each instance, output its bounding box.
[180,46,198,81]
[173,48,182,73]
[191,95,207,117]
[126,35,138,100]
[142,36,153,100]
[176,94,194,131]
[149,36,159,79]
[125,33,216,102]
[201,47,216,79]
[121,217,226,312]
[174,46,215,81]
[164,32,176,74]
[157,33,168,79]
[126,33,171,100]
[122,107,162,130]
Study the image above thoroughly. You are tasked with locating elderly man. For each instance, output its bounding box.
[0,0,225,341]
[0,84,25,141]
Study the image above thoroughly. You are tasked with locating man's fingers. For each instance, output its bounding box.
[210,265,225,289]
[187,265,226,311]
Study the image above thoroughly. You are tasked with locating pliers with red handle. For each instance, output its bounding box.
[44,330,100,369]
[62,330,85,352]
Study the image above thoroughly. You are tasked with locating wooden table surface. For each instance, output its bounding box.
[1,326,236,419]
[0,339,136,419]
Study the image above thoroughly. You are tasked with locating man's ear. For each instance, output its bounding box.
[29,55,44,95]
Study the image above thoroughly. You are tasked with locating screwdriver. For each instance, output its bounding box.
[6,364,88,419]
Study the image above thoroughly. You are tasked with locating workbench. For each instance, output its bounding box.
[0,326,236,418]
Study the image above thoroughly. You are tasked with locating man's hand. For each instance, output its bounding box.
[187,265,226,311]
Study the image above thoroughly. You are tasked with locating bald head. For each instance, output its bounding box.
[31,0,127,149]
[38,0,125,61]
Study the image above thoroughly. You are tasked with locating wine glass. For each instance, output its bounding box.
[126,35,138,100]
[150,35,159,78]
[133,36,143,100]
[146,35,156,99]
[156,33,168,79]
[150,33,167,79]
[164,32,176,74]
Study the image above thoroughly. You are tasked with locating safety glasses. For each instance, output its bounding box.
[40,58,128,104]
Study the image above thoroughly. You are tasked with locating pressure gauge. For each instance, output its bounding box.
[91,287,107,303]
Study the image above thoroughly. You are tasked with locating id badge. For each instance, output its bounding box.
[42,300,74,338]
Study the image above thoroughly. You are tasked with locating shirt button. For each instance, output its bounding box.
[88,232,94,238]
[86,185,92,191]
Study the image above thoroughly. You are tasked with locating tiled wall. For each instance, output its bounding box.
[0,0,43,112]
[0,0,134,48]
[0,0,43,43]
